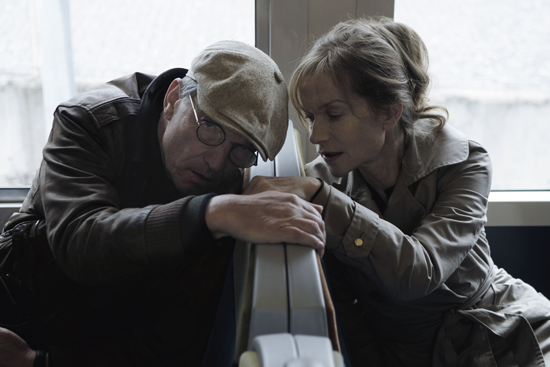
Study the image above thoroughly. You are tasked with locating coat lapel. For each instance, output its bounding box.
[309,121,470,236]
[346,170,383,218]
[350,122,469,235]
[384,176,426,235]
[345,165,426,234]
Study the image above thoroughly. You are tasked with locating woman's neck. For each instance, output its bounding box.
[358,126,405,199]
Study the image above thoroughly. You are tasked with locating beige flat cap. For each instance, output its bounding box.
[187,40,288,161]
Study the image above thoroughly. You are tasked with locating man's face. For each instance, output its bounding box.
[158,93,253,195]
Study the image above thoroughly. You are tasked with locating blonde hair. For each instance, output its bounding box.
[289,17,448,139]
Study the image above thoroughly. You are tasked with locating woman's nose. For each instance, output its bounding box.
[309,119,329,145]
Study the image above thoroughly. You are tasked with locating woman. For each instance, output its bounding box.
[244,17,550,366]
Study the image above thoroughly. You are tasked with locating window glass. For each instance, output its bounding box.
[0,0,254,187]
[395,0,550,190]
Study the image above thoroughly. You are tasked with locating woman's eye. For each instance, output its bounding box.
[303,115,314,131]
[327,113,341,120]
[304,114,314,125]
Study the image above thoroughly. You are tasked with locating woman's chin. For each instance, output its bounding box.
[327,165,351,178]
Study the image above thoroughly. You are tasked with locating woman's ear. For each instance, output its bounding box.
[163,78,183,120]
[383,104,403,131]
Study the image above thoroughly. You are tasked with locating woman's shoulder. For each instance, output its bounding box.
[434,123,490,166]
[305,156,333,181]
[305,156,351,186]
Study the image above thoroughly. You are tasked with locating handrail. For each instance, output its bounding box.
[238,120,339,366]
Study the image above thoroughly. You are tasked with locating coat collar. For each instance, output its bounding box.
[387,121,469,233]
[400,121,469,186]
[307,121,470,234]
[317,121,470,190]
[118,68,189,207]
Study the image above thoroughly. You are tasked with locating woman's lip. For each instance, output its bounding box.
[321,152,343,162]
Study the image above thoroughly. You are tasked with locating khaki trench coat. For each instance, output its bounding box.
[307,122,550,366]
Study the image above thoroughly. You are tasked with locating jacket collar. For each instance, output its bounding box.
[339,121,470,195]
[387,121,469,232]
[128,68,188,164]
[119,68,188,207]
[400,121,469,186]
[329,121,469,233]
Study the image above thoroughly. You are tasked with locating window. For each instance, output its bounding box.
[394,0,550,191]
[0,0,254,187]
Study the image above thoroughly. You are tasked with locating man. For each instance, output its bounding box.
[0,40,325,366]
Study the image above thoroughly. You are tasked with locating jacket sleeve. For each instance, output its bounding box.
[37,103,215,285]
[312,142,492,301]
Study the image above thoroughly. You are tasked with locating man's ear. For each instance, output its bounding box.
[383,103,403,131]
[163,78,183,120]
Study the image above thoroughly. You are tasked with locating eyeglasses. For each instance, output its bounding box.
[189,95,258,168]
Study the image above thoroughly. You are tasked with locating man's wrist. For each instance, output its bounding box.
[205,194,233,239]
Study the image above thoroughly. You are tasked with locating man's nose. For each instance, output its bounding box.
[204,144,231,172]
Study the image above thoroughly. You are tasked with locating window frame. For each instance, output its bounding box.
[2,0,549,228]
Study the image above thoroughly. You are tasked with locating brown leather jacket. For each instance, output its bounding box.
[3,69,242,366]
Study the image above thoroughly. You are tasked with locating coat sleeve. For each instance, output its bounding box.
[312,142,492,301]
[37,103,215,285]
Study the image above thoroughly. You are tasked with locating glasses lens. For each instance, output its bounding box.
[230,146,258,168]
[197,122,225,146]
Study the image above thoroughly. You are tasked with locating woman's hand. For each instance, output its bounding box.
[244,176,322,202]
[206,191,326,256]
[0,328,35,367]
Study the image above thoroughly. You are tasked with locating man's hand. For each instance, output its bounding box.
[244,176,322,202]
[206,191,326,256]
[0,328,35,367]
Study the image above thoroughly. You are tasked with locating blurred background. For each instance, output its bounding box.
[0,0,548,190]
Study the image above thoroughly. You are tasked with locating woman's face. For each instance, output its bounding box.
[158,89,251,195]
[300,73,390,177]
